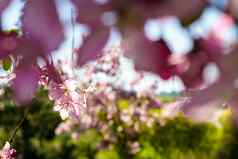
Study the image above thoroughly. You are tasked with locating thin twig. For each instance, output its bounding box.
[70,7,77,76]
[71,8,76,64]
[9,108,30,144]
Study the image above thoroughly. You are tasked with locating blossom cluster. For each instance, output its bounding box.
[0,142,16,159]
[52,50,218,154]
[46,47,157,120]
[0,0,237,120]
[1,2,238,157]
[0,0,235,103]
[55,85,162,154]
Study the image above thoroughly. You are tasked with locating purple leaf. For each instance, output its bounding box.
[137,0,206,24]
[228,0,238,20]
[72,0,107,28]
[77,28,110,66]
[176,36,224,88]
[22,0,64,53]
[182,80,233,115]
[123,30,175,79]
[0,0,11,16]
[12,64,39,104]
[178,50,208,88]
[0,31,18,59]
[182,78,232,117]
[182,45,238,118]
[12,36,44,60]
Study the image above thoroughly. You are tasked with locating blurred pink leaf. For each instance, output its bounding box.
[0,0,11,14]
[12,36,44,61]
[182,80,233,114]
[12,64,39,104]
[123,30,175,80]
[196,36,224,61]
[135,0,206,24]
[22,0,64,53]
[178,50,208,88]
[228,0,238,20]
[177,37,223,88]
[182,44,238,118]
[77,28,110,66]
[72,0,107,28]
[0,31,18,59]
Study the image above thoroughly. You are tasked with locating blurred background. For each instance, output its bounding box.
[1,0,238,159]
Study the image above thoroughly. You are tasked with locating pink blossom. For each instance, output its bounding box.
[49,80,86,120]
[0,142,16,159]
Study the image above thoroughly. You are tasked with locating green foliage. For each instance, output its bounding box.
[2,56,12,71]
[117,99,130,110]
[96,148,120,159]
[138,117,220,159]
[0,87,238,159]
